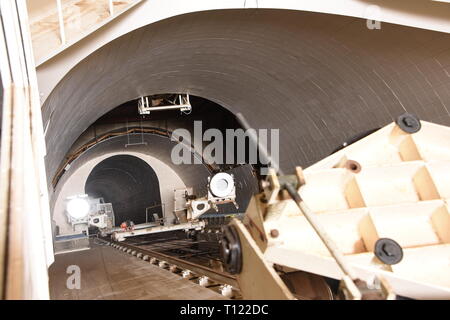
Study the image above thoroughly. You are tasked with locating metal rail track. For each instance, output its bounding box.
[100,238,240,298]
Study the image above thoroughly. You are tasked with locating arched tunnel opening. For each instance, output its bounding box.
[51,92,261,236]
[35,8,450,301]
[84,93,261,173]
[43,9,450,193]
[85,155,163,226]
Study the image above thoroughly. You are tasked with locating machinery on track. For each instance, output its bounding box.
[73,113,450,300]
[220,114,450,300]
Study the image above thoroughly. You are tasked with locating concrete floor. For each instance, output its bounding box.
[49,241,226,300]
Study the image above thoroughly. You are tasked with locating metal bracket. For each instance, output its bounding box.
[138,94,192,115]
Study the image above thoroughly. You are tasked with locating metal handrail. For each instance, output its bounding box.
[55,0,118,46]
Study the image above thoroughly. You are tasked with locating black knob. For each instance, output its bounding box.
[374,238,403,265]
[396,113,421,133]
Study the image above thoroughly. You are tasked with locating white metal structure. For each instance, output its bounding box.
[138,94,191,115]
[111,220,206,242]
[233,118,450,300]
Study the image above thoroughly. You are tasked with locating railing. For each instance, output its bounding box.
[55,0,120,46]
[28,0,143,64]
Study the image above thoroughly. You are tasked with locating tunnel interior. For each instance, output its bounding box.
[85,154,163,225]
[88,94,266,171]
[43,9,450,185]
[54,93,261,225]
[62,94,255,176]
[38,8,450,301]
[48,8,450,238]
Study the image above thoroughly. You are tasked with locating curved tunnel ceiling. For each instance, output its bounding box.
[43,9,450,180]
[85,154,163,225]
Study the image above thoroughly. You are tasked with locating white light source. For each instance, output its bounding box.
[66,197,90,219]
[209,173,234,198]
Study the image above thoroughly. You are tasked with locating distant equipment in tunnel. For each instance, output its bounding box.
[85,154,163,225]
[66,195,90,220]
[55,195,115,254]
[120,220,135,231]
[184,172,239,220]
[109,173,241,242]
[207,172,238,211]
[64,194,115,236]
[137,93,192,115]
[209,172,236,199]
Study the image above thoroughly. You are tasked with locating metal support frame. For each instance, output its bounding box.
[56,0,118,46]
[124,118,147,147]
[138,94,192,115]
[56,0,66,45]
[112,221,206,242]
[109,0,115,16]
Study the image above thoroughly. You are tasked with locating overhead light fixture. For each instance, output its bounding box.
[138,94,191,115]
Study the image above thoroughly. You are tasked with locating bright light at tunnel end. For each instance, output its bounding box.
[66,197,90,219]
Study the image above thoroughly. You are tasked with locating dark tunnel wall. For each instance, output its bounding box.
[43,9,450,181]
[85,155,163,225]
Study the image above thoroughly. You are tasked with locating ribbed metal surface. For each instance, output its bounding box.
[85,154,163,224]
[43,9,450,181]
